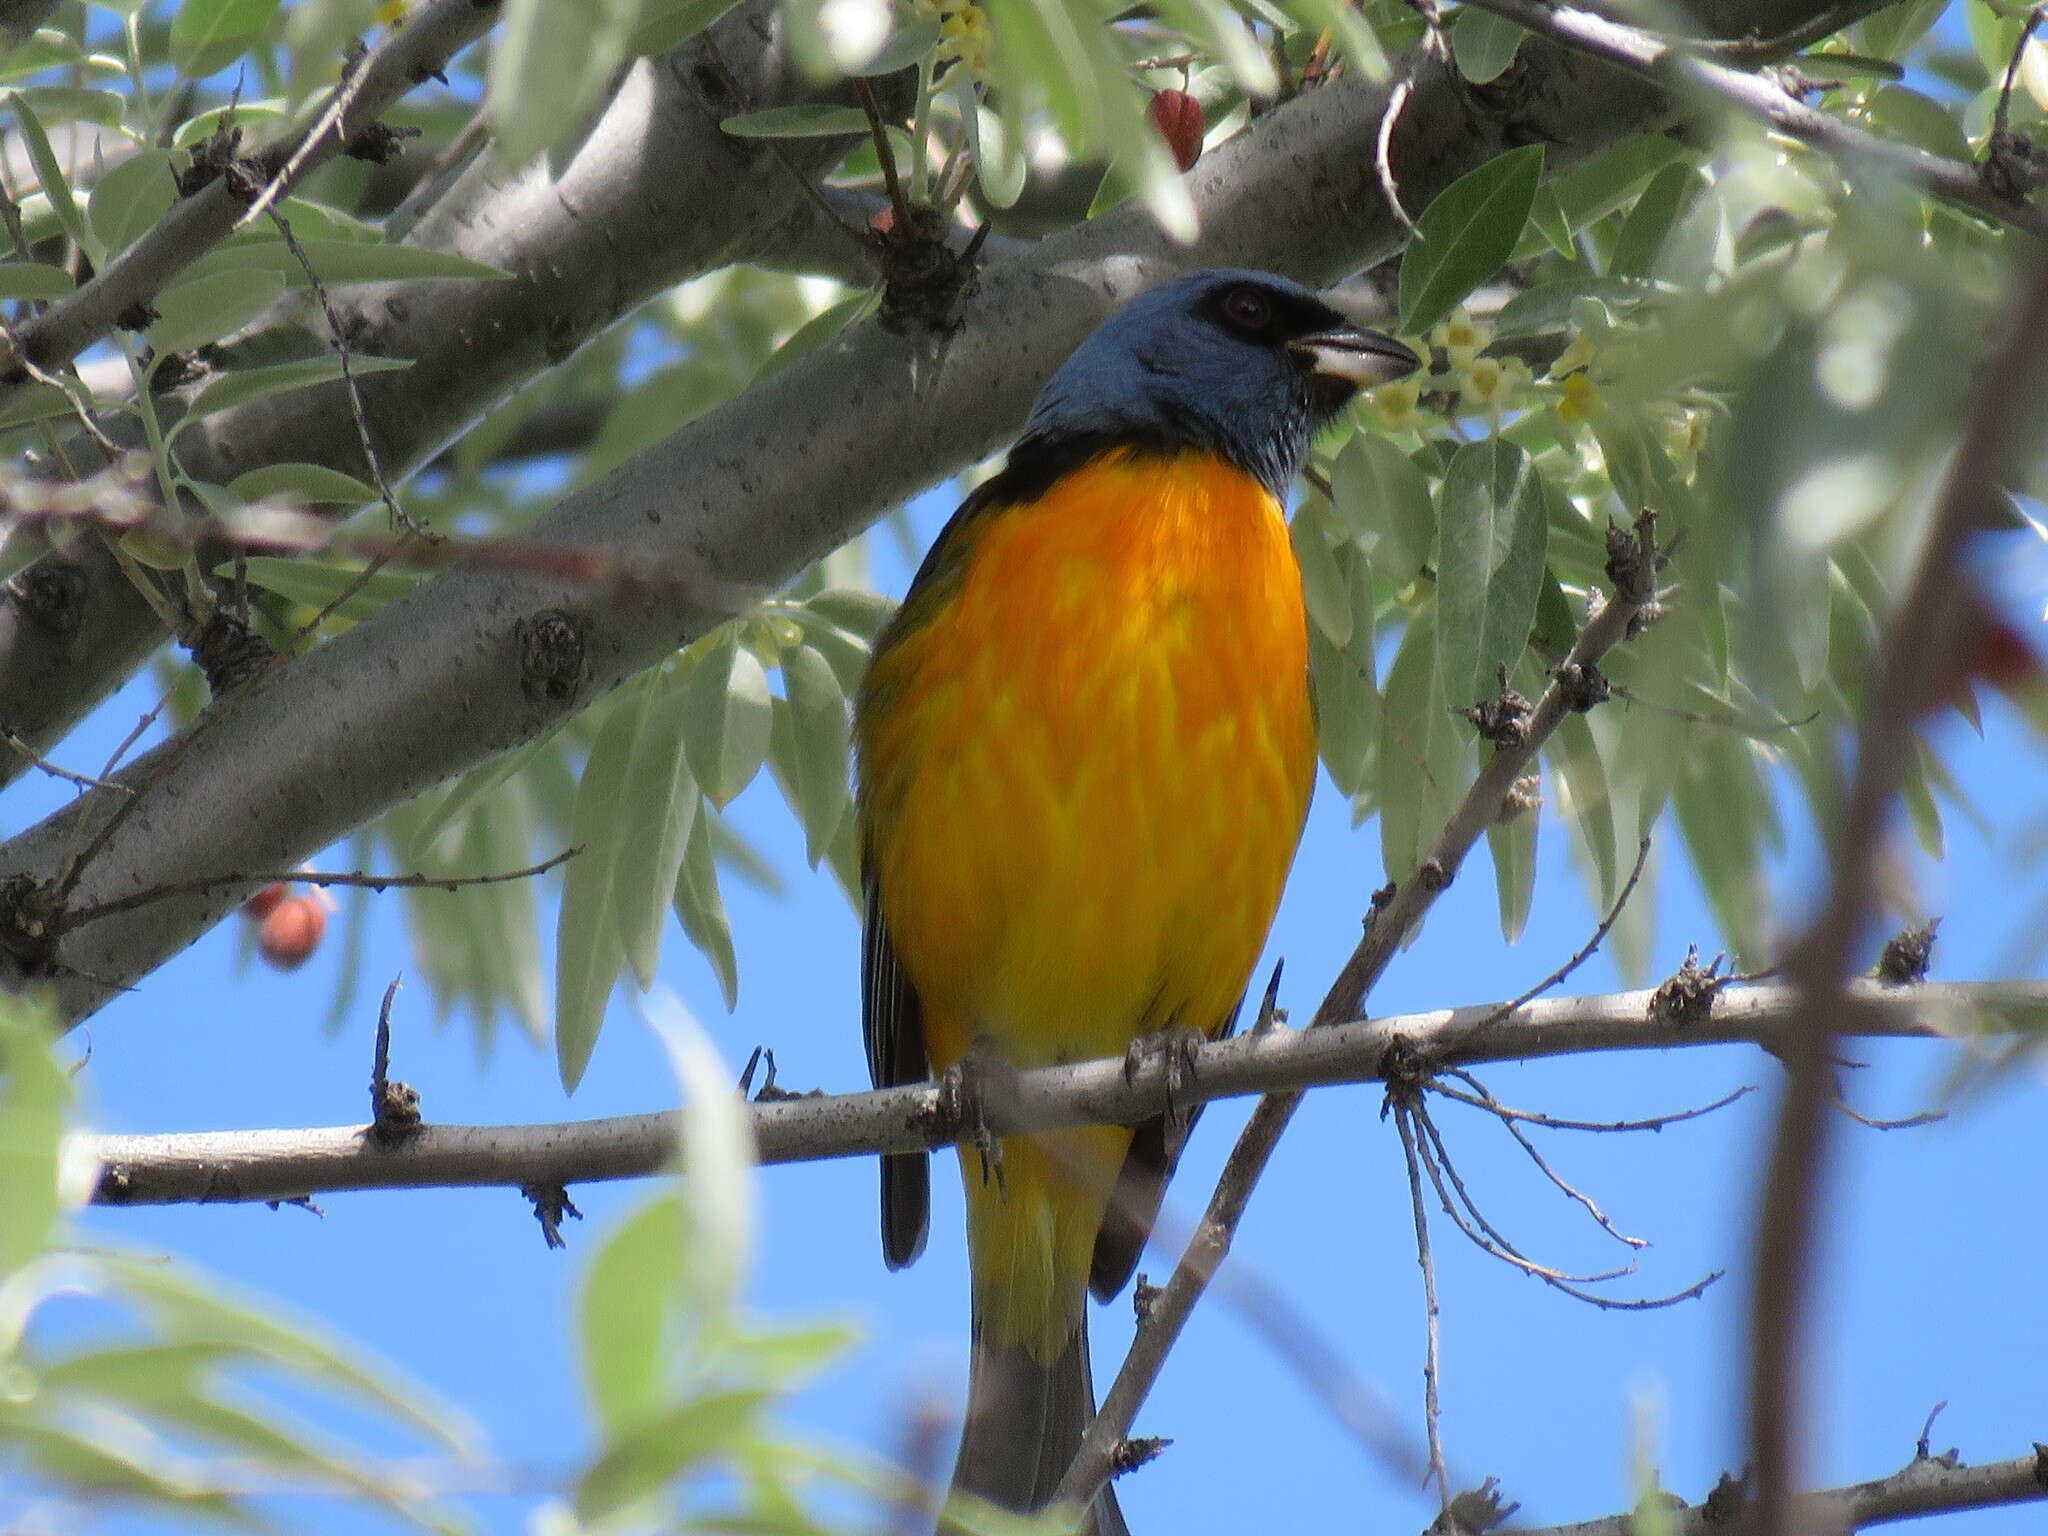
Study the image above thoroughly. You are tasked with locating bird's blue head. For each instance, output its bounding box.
[1019,270,1421,499]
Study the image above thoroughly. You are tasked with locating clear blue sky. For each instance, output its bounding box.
[20,479,2044,1535]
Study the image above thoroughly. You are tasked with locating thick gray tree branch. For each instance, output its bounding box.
[0,0,1859,1023]
[1505,1445,2048,1535]
[75,979,2039,1206]
[0,0,886,785]
[0,0,501,393]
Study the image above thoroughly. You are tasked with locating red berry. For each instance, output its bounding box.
[241,881,289,920]
[259,896,327,971]
[1149,89,1204,174]
[868,205,895,236]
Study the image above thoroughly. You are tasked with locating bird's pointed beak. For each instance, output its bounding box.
[1289,328,1423,391]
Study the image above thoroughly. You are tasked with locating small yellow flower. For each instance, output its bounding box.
[1548,331,1598,381]
[929,0,992,79]
[1460,355,1532,412]
[1556,371,1604,425]
[1368,377,1427,432]
[1655,405,1709,466]
[1431,308,1490,370]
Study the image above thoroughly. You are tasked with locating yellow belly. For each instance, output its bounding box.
[856,445,1315,1355]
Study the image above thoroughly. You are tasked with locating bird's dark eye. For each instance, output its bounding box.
[1221,287,1271,333]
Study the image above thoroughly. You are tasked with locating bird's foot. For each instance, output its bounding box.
[936,1050,1010,1195]
[1123,1024,1207,1119]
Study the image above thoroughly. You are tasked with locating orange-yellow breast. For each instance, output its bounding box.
[855,445,1315,1355]
[860,445,1314,1064]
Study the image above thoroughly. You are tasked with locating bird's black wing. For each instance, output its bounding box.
[862,868,930,1269]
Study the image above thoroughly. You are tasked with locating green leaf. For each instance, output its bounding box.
[228,462,377,506]
[1853,0,1947,59]
[1864,82,1970,160]
[1512,133,1687,261]
[555,696,642,1092]
[1486,801,1538,944]
[580,1193,684,1434]
[1339,430,1436,577]
[0,992,69,1274]
[1291,504,1351,648]
[0,30,85,85]
[751,291,872,385]
[720,103,871,137]
[673,802,739,1009]
[647,992,755,1313]
[615,678,700,989]
[1526,185,1574,259]
[1378,614,1463,883]
[101,1252,483,1454]
[1398,144,1543,335]
[10,86,125,128]
[952,73,1026,209]
[0,261,73,299]
[1672,736,1771,964]
[1608,162,1699,279]
[147,267,285,353]
[225,556,419,621]
[1307,543,1377,799]
[781,644,851,867]
[1548,711,1617,907]
[87,150,178,260]
[683,635,773,808]
[1532,563,1577,656]
[575,1388,769,1519]
[408,732,559,861]
[1434,437,1548,710]
[36,1341,237,1400]
[854,15,944,75]
[172,98,289,148]
[170,0,282,78]
[1452,7,1524,84]
[632,0,746,55]
[1492,275,1662,339]
[182,353,412,421]
[9,92,94,261]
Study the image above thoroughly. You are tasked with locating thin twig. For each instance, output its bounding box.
[265,210,423,536]
[1610,681,1820,737]
[1430,1069,1755,1135]
[1476,836,1653,1028]
[1408,1094,1637,1287]
[57,847,579,934]
[1374,76,1421,238]
[1992,5,2046,146]
[0,727,131,793]
[1393,1100,1456,1525]
[1431,1071,1655,1248]
[854,76,912,231]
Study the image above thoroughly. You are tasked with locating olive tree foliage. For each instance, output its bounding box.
[0,0,2044,1529]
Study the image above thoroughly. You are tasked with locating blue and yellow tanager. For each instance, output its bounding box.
[854,271,1420,1530]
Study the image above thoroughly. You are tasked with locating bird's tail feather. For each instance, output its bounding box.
[950,1313,1129,1536]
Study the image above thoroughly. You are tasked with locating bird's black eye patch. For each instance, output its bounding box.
[1195,279,1351,346]
[1220,285,1272,333]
